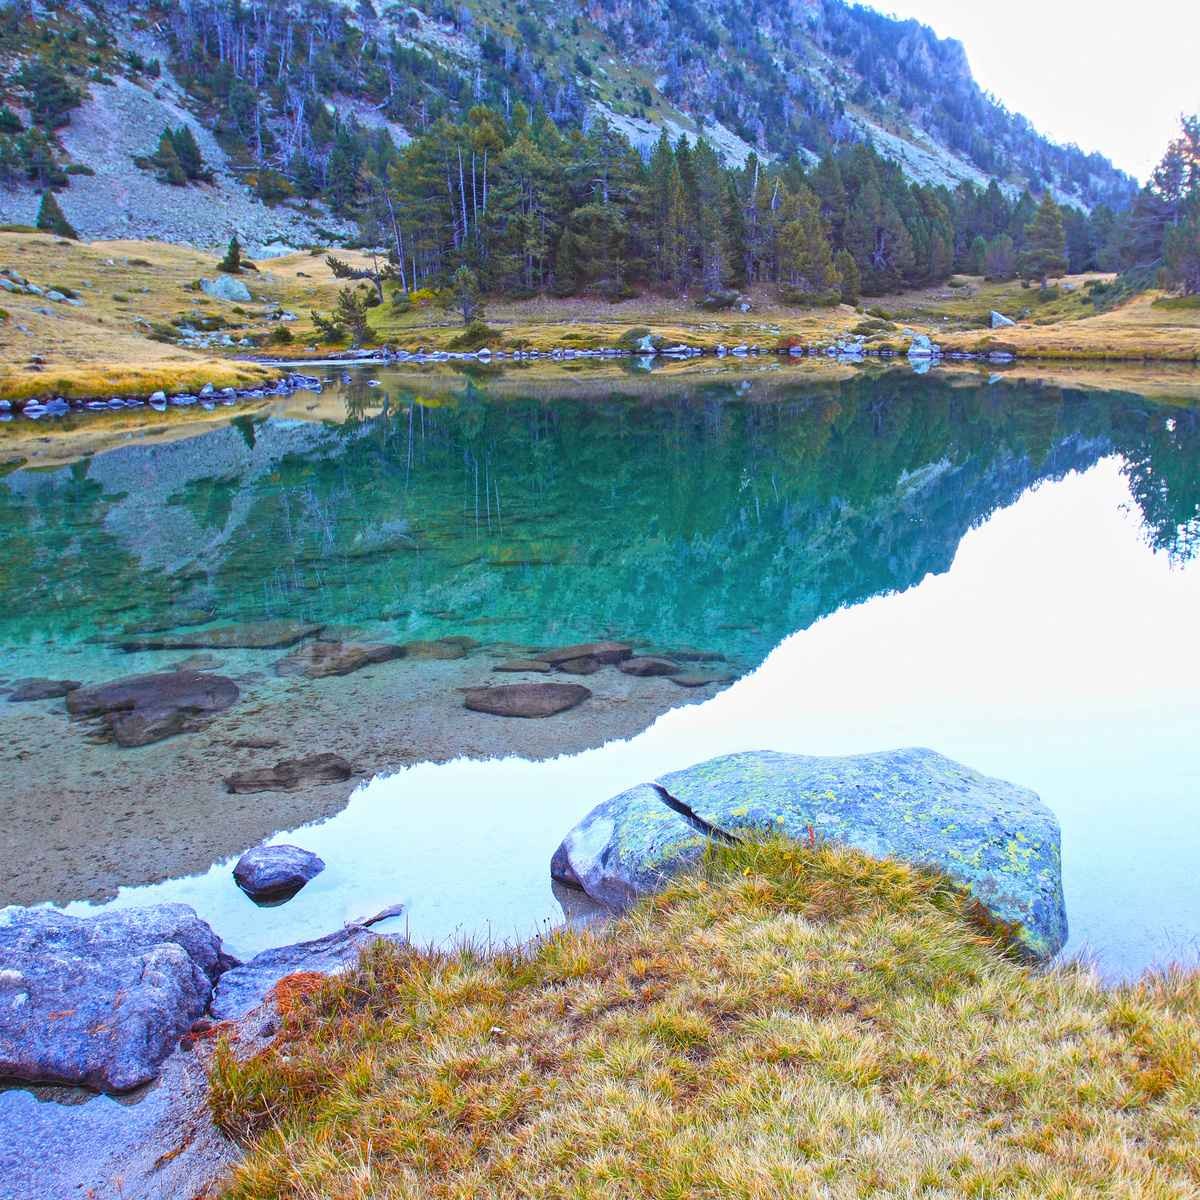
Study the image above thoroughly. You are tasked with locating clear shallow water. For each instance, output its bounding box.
[2,367,1199,978]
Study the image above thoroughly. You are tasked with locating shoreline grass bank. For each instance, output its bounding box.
[2,233,1198,405]
[210,839,1200,1199]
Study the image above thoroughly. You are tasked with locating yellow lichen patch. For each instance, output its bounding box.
[209,839,1200,1199]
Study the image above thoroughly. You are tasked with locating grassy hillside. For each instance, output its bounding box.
[209,839,1200,1198]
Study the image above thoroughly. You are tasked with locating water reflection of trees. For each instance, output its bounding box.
[1,373,1197,654]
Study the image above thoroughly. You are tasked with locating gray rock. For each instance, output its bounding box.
[233,844,325,902]
[991,311,1016,328]
[0,903,226,1092]
[210,908,404,1020]
[7,677,82,702]
[551,749,1067,961]
[200,276,251,303]
[907,333,939,358]
[225,752,352,794]
[66,670,240,746]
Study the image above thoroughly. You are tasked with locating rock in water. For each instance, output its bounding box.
[492,658,553,674]
[117,620,322,652]
[274,641,405,678]
[551,748,1067,962]
[7,678,82,702]
[618,657,680,677]
[66,670,240,747]
[533,641,633,666]
[210,909,405,1020]
[0,904,226,1092]
[399,639,469,660]
[225,752,352,794]
[463,682,591,718]
[233,844,326,902]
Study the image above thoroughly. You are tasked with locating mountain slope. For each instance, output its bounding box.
[0,0,1134,251]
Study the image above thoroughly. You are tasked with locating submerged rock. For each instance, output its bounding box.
[225,752,352,794]
[7,677,81,702]
[210,907,405,1020]
[117,620,322,652]
[556,655,604,675]
[0,903,226,1092]
[274,640,405,679]
[669,671,734,688]
[493,658,553,673]
[233,844,326,902]
[120,609,216,636]
[66,670,240,747]
[534,641,633,666]
[551,748,1067,962]
[400,638,469,660]
[464,682,591,718]
[618,657,681,677]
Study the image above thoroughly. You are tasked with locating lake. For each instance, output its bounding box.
[2,362,1198,980]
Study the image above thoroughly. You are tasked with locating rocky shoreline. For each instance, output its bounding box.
[1,371,323,421]
[0,747,1066,1197]
[0,337,987,420]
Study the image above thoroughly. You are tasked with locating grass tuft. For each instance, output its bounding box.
[209,839,1200,1198]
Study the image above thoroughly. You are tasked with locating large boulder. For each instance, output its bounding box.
[0,904,226,1092]
[210,908,404,1020]
[551,749,1067,961]
[66,670,240,746]
[200,276,252,303]
[233,844,325,902]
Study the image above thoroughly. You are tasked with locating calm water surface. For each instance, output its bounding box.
[2,366,1198,979]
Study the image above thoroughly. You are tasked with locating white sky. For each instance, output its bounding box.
[878,0,1200,183]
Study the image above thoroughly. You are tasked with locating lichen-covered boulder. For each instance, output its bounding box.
[551,749,1067,961]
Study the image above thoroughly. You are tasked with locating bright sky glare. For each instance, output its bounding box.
[878,0,1200,182]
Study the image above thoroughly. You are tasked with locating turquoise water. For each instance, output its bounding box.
[2,366,1198,977]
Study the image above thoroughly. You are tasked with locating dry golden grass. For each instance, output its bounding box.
[0,233,363,400]
[210,840,1200,1200]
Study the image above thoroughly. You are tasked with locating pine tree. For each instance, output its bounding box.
[1164,206,1200,294]
[36,189,77,238]
[449,265,483,324]
[218,235,242,274]
[171,124,206,181]
[777,187,838,300]
[1020,195,1067,282]
[835,249,860,305]
[334,286,373,343]
[152,127,186,186]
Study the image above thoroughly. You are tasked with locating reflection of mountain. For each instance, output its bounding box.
[1,374,1197,661]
